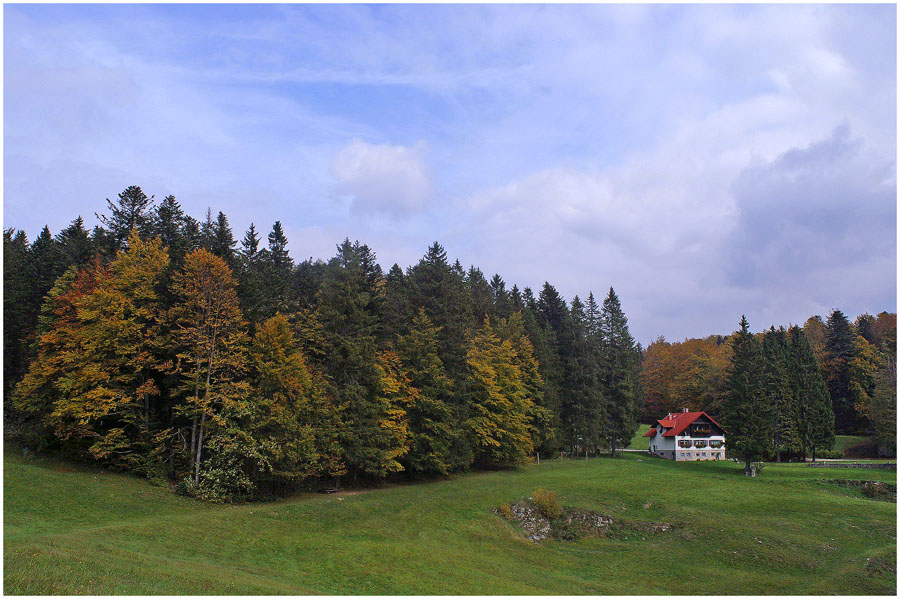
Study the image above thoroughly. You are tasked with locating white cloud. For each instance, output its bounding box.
[330,139,432,217]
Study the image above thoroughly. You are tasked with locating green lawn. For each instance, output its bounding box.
[4,443,896,595]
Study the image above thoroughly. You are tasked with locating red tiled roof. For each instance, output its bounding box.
[656,411,728,437]
[643,427,657,438]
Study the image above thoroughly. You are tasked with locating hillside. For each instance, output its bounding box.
[4,444,895,595]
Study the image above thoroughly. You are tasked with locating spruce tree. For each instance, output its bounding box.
[55,217,94,270]
[96,185,155,250]
[3,229,33,399]
[724,316,772,474]
[152,196,191,264]
[763,326,798,461]
[824,309,859,433]
[210,211,237,268]
[598,288,640,456]
[396,308,455,475]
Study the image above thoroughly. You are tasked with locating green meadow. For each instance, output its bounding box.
[4,443,895,595]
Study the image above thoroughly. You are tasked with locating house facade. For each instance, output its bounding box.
[644,409,727,461]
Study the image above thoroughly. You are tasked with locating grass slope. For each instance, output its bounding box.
[4,444,896,595]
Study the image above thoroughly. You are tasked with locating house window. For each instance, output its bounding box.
[678,440,692,448]
[694,440,707,449]
[709,440,723,448]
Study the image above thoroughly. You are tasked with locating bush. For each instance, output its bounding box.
[531,488,562,520]
[497,501,513,519]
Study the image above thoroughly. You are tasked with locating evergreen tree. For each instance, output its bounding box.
[96,185,155,250]
[236,223,267,324]
[489,274,512,321]
[260,221,294,317]
[763,326,798,461]
[317,239,397,479]
[211,211,237,268]
[791,325,835,460]
[467,266,493,325]
[723,316,773,473]
[152,196,191,264]
[406,243,475,468]
[598,288,640,456]
[384,264,412,338]
[396,308,455,475]
[4,229,33,399]
[824,310,860,433]
[55,216,94,270]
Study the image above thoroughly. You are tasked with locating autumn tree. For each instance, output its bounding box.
[247,314,345,491]
[465,318,536,467]
[168,248,249,490]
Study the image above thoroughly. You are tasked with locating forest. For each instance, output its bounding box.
[4,186,643,501]
[4,185,895,499]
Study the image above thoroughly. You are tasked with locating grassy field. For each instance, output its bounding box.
[627,424,652,449]
[834,434,871,454]
[4,443,896,595]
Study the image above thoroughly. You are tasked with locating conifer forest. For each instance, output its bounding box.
[4,186,896,501]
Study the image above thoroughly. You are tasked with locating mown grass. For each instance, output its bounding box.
[4,443,896,595]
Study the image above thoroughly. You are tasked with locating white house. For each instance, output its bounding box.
[644,408,727,461]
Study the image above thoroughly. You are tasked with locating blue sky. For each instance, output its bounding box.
[4,3,896,344]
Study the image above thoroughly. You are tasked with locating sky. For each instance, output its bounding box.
[4,3,896,345]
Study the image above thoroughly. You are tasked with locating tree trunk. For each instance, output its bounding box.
[744,459,752,476]
[611,440,617,458]
[195,412,206,486]
[190,415,197,473]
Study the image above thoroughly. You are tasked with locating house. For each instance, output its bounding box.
[643,408,727,461]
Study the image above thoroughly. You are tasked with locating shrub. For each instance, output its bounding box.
[497,501,513,519]
[531,488,562,520]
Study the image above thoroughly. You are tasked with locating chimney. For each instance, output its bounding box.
[682,407,689,413]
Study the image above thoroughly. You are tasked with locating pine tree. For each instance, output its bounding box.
[723,316,774,473]
[865,351,896,457]
[598,288,640,456]
[467,266,493,325]
[384,264,412,338]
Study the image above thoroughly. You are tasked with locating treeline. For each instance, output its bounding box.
[644,311,896,462]
[5,186,642,501]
